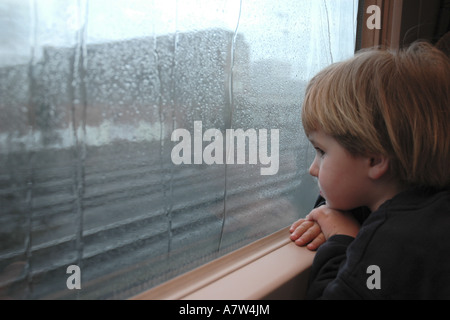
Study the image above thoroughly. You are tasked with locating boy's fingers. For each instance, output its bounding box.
[290,220,314,240]
[306,232,326,251]
[289,218,307,233]
[293,222,321,245]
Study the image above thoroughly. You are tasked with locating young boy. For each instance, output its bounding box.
[289,42,450,299]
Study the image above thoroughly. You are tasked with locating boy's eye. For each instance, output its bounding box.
[315,147,325,157]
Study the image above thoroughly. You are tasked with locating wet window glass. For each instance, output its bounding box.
[0,0,358,299]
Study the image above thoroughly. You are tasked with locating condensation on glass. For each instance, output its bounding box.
[0,0,357,299]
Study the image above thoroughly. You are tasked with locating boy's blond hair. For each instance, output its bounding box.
[302,42,450,189]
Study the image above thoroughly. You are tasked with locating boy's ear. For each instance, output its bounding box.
[367,155,390,180]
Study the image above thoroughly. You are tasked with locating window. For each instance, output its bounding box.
[0,0,358,299]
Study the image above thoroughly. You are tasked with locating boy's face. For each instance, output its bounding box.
[308,130,374,212]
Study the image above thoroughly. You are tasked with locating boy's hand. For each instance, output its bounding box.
[290,204,361,250]
[305,205,360,240]
[290,219,326,251]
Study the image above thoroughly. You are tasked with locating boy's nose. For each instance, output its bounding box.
[309,159,319,177]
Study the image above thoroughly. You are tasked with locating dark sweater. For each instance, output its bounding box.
[306,188,450,299]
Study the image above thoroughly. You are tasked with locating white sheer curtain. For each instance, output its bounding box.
[0,0,358,299]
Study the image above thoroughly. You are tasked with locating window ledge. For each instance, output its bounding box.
[131,227,315,300]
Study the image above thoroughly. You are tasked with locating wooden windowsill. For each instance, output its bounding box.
[131,227,315,300]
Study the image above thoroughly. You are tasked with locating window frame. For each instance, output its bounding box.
[357,0,404,50]
[131,227,315,300]
[357,0,447,50]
